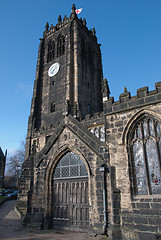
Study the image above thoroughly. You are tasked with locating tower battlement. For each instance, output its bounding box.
[43,4,97,44]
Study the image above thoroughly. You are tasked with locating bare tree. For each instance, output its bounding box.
[5,140,25,187]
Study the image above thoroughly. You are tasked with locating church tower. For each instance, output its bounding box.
[25,4,103,159]
[18,4,109,235]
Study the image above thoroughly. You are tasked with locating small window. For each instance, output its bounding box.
[48,40,55,62]
[57,35,65,57]
[50,102,55,113]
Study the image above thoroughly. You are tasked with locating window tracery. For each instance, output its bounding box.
[129,116,161,195]
[53,152,88,179]
[57,34,65,57]
[89,125,105,142]
[47,40,55,62]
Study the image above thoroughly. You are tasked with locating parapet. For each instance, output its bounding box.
[103,81,161,115]
[43,4,97,43]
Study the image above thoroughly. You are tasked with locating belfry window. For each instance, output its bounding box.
[129,117,161,195]
[48,40,55,62]
[57,35,65,57]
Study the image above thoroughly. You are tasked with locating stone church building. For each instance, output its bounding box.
[17,4,161,240]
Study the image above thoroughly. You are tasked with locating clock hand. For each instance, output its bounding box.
[52,66,56,72]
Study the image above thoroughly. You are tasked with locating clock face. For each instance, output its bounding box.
[48,63,60,77]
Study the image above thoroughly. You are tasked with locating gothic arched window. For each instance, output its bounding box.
[48,40,55,62]
[57,35,65,57]
[129,116,161,195]
[53,152,88,179]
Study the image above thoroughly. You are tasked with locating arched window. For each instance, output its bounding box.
[53,152,88,179]
[57,35,65,58]
[129,116,161,195]
[48,40,55,62]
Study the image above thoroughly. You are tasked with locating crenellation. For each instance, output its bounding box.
[104,81,161,115]
[137,86,148,98]
[155,81,161,92]
[119,91,131,103]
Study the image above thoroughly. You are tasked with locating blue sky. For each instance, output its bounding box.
[0,0,161,155]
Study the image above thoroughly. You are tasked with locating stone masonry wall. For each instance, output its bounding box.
[105,98,161,239]
[23,115,109,233]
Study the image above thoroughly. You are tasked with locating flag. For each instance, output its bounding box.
[75,8,82,14]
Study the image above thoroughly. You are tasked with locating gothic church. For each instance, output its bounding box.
[17,4,161,240]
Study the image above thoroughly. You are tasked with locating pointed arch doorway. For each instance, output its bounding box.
[52,151,89,231]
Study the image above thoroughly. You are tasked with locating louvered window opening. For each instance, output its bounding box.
[48,40,55,62]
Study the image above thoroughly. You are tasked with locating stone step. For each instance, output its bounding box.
[14,206,27,219]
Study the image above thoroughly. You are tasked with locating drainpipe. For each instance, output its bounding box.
[99,164,108,235]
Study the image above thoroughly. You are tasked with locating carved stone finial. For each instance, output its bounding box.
[70,3,77,19]
[83,18,87,26]
[45,22,49,31]
[63,15,67,21]
[124,86,128,93]
[93,28,96,36]
[58,15,62,23]
[72,3,76,13]
[103,78,111,99]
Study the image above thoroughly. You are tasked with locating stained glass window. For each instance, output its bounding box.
[53,152,88,179]
[133,140,147,195]
[130,117,161,195]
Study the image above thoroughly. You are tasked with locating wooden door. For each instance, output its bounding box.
[52,152,89,231]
